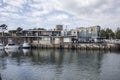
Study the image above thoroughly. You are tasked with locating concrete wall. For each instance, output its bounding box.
[63,37,72,43]
[54,38,61,44]
[33,40,51,45]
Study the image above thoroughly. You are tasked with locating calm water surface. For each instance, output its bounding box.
[0,49,120,80]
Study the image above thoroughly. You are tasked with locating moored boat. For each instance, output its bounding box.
[5,39,20,49]
[22,42,31,49]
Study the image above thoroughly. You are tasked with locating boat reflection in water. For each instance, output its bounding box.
[5,48,20,57]
[22,49,31,56]
[0,50,5,57]
[5,48,19,54]
[0,43,4,50]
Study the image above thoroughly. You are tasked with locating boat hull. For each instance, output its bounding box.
[5,45,20,49]
[22,43,31,49]
[22,47,31,49]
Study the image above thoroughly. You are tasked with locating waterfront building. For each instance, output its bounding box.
[9,30,18,36]
[54,36,76,45]
[71,25,100,42]
[61,29,71,36]
[8,25,63,45]
[8,25,101,44]
[0,32,9,36]
[22,29,61,45]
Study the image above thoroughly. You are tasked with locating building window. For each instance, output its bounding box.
[74,32,76,34]
[86,30,89,32]
[91,28,93,31]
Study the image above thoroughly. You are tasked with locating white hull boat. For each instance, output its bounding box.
[5,39,20,50]
[5,44,19,49]
[22,42,31,49]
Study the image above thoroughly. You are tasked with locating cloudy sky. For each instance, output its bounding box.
[0,0,120,30]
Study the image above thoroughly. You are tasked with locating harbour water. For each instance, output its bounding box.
[0,49,120,80]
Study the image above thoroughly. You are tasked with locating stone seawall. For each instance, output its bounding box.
[31,43,120,50]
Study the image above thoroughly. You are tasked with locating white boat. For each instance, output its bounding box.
[5,39,20,49]
[5,43,20,49]
[22,42,31,49]
[0,43,4,50]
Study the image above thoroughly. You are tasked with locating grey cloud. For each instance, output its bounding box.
[0,0,120,30]
[61,0,120,15]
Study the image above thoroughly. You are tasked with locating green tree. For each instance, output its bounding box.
[105,28,115,39]
[0,24,7,36]
[0,24,7,44]
[100,29,107,38]
[17,27,23,32]
[100,28,115,39]
[16,27,23,36]
[115,27,120,39]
